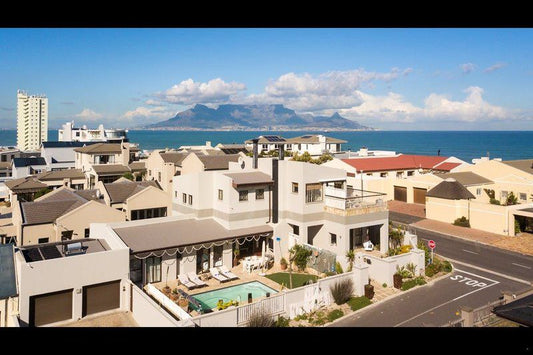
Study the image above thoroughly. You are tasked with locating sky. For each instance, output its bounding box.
[0,28,532,130]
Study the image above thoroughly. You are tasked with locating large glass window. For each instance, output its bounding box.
[306,183,323,203]
[239,190,248,201]
[213,245,224,267]
[196,249,210,274]
[145,256,161,284]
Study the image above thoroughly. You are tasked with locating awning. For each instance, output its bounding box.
[224,171,274,188]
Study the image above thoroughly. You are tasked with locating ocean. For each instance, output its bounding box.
[1,129,532,163]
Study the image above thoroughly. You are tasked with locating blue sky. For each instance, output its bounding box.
[1,28,532,130]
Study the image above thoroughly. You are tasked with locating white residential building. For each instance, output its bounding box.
[17,90,48,151]
[58,121,128,143]
[285,134,347,156]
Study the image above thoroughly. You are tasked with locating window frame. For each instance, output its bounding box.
[239,190,249,202]
[256,188,264,200]
[292,182,299,193]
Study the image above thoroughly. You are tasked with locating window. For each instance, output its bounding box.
[396,172,403,178]
[145,256,162,283]
[501,190,508,200]
[520,192,527,201]
[292,224,300,236]
[61,230,73,242]
[84,228,90,238]
[262,144,268,150]
[213,245,224,267]
[292,182,299,193]
[188,194,193,205]
[218,189,223,200]
[239,190,248,201]
[476,188,482,196]
[380,172,388,178]
[366,173,373,176]
[330,233,337,246]
[158,172,161,182]
[182,193,187,204]
[407,171,414,176]
[38,237,49,244]
[305,183,323,203]
[256,189,264,200]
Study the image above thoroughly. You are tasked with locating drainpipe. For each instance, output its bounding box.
[272,158,279,224]
[252,138,259,169]
[278,145,284,161]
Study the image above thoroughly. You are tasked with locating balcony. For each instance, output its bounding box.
[324,186,387,216]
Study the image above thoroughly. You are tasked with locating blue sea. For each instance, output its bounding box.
[1,129,532,163]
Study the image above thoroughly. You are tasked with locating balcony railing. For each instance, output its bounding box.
[324,186,386,213]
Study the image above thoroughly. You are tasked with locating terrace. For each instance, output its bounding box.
[323,181,387,216]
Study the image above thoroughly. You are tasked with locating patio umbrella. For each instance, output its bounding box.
[259,240,266,276]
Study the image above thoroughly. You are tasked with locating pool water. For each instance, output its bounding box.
[192,281,278,310]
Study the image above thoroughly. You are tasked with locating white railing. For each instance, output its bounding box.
[236,293,285,325]
[324,185,348,198]
[145,283,193,322]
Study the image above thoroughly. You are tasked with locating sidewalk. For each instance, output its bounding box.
[388,200,533,257]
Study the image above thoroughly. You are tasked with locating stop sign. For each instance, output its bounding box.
[428,240,436,250]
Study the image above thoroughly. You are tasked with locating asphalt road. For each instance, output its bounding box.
[330,262,530,327]
[390,216,533,283]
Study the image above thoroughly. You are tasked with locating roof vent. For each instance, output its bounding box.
[444,178,456,182]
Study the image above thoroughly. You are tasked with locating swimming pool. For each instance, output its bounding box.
[192,281,278,310]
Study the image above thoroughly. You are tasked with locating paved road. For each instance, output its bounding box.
[389,211,424,225]
[330,262,530,327]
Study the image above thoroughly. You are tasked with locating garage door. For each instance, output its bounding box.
[82,280,121,317]
[413,188,427,205]
[30,289,73,326]
[394,186,407,202]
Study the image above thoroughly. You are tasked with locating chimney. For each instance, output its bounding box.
[278,144,285,160]
[252,138,259,169]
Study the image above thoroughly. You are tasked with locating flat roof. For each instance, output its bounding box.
[113,218,273,254]
[19,238,109,263]
[224,171,274,187]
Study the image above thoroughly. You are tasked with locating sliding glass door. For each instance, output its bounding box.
[145,256,162,284]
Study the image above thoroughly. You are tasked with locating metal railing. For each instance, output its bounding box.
[236,293,285,325]
[324,186,386,211]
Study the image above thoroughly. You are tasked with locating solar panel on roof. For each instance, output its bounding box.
[22,248,43,262]
[40,245,62,260]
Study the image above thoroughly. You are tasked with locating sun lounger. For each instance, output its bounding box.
[218,265,238,280]
[178,274,197,290]
[210,267,229,283]
[187,272,208,287]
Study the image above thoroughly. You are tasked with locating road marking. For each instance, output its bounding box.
[454,269,499,284]
[445,258,531,285]
[394,279,498,327]
[461,249,478,255]
[512,263,531,269]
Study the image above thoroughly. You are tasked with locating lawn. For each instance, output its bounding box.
[265,272,318,289]
[347,296,372,311]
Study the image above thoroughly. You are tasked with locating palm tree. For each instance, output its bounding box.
[346,249,355,272]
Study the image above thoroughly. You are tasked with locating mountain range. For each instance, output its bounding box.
[146,104,372,131]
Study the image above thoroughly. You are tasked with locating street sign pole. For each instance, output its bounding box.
[428,240,436,264]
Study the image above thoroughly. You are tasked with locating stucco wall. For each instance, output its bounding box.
[125,186,171,220]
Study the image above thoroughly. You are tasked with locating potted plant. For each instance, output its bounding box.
[233,245,240,267]
[364,280,374,299]
[280,257,288,270]
[393,271,403,289]
[178,296,189,310]
[162,285,171,294]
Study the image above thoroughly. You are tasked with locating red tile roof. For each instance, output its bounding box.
[341,154,454,172]
[433,162,461,171]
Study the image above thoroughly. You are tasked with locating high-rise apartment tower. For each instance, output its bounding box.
[17,89,48,151]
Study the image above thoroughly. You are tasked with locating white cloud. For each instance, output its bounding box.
[338,86,511,123]
[75,108,103,121]
[484,62,507,73]
[157,78,246,105]
[121,106,176,122]
[460,63,476,74]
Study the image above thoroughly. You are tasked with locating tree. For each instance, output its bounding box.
[506,192,518,206]
[34,187,51,199]
[388,223,403,250]
[122,172,134,181]
[287,244,312,288]
[346,249,355,272]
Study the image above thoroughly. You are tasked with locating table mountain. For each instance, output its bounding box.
[147,104,371,130]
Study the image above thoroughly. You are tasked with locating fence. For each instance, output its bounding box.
[236,293,285,325]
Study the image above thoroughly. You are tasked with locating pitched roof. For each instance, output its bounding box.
[160,152,189,165]
[224,171,274,187]
[73,143,122,154]
[73,189,101,201]
[21,199,86,224]
[433,162,462,171]
[426,178,475,200]
[492,294,533,327]
[104,180,161,203]
[245,135,287,144]
[92,164,130,175]
[341,154,450,172]
[285,135,347,144]
[113,218,273,254]
[129,161,146,172]
[36,169,85,181]
[196,154,240,170]
[435,171,493,187]
[501,159,533,176]
[12,157,46,167]
[42,141,97,148]
[4,177,47,191]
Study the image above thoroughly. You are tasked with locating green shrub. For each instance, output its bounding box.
[506,192,518,206]
[275,316,290,327]
[327,309,344,322]
[247,310,275,327]
[294,313,308,321]
[401,276,426,291]
[330,279,354,305]
[34,187,52,199]
[289,244,312,271]
[347,296,372,311]
[382,283,387,288]
[122,172,134,180]
[324,271,336,277]
[490,198,501,205]
[515,219,521,234]
[335,261,344,274]
[417,241,431,266]
[453,216,470,227]
[442,260,453,273]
